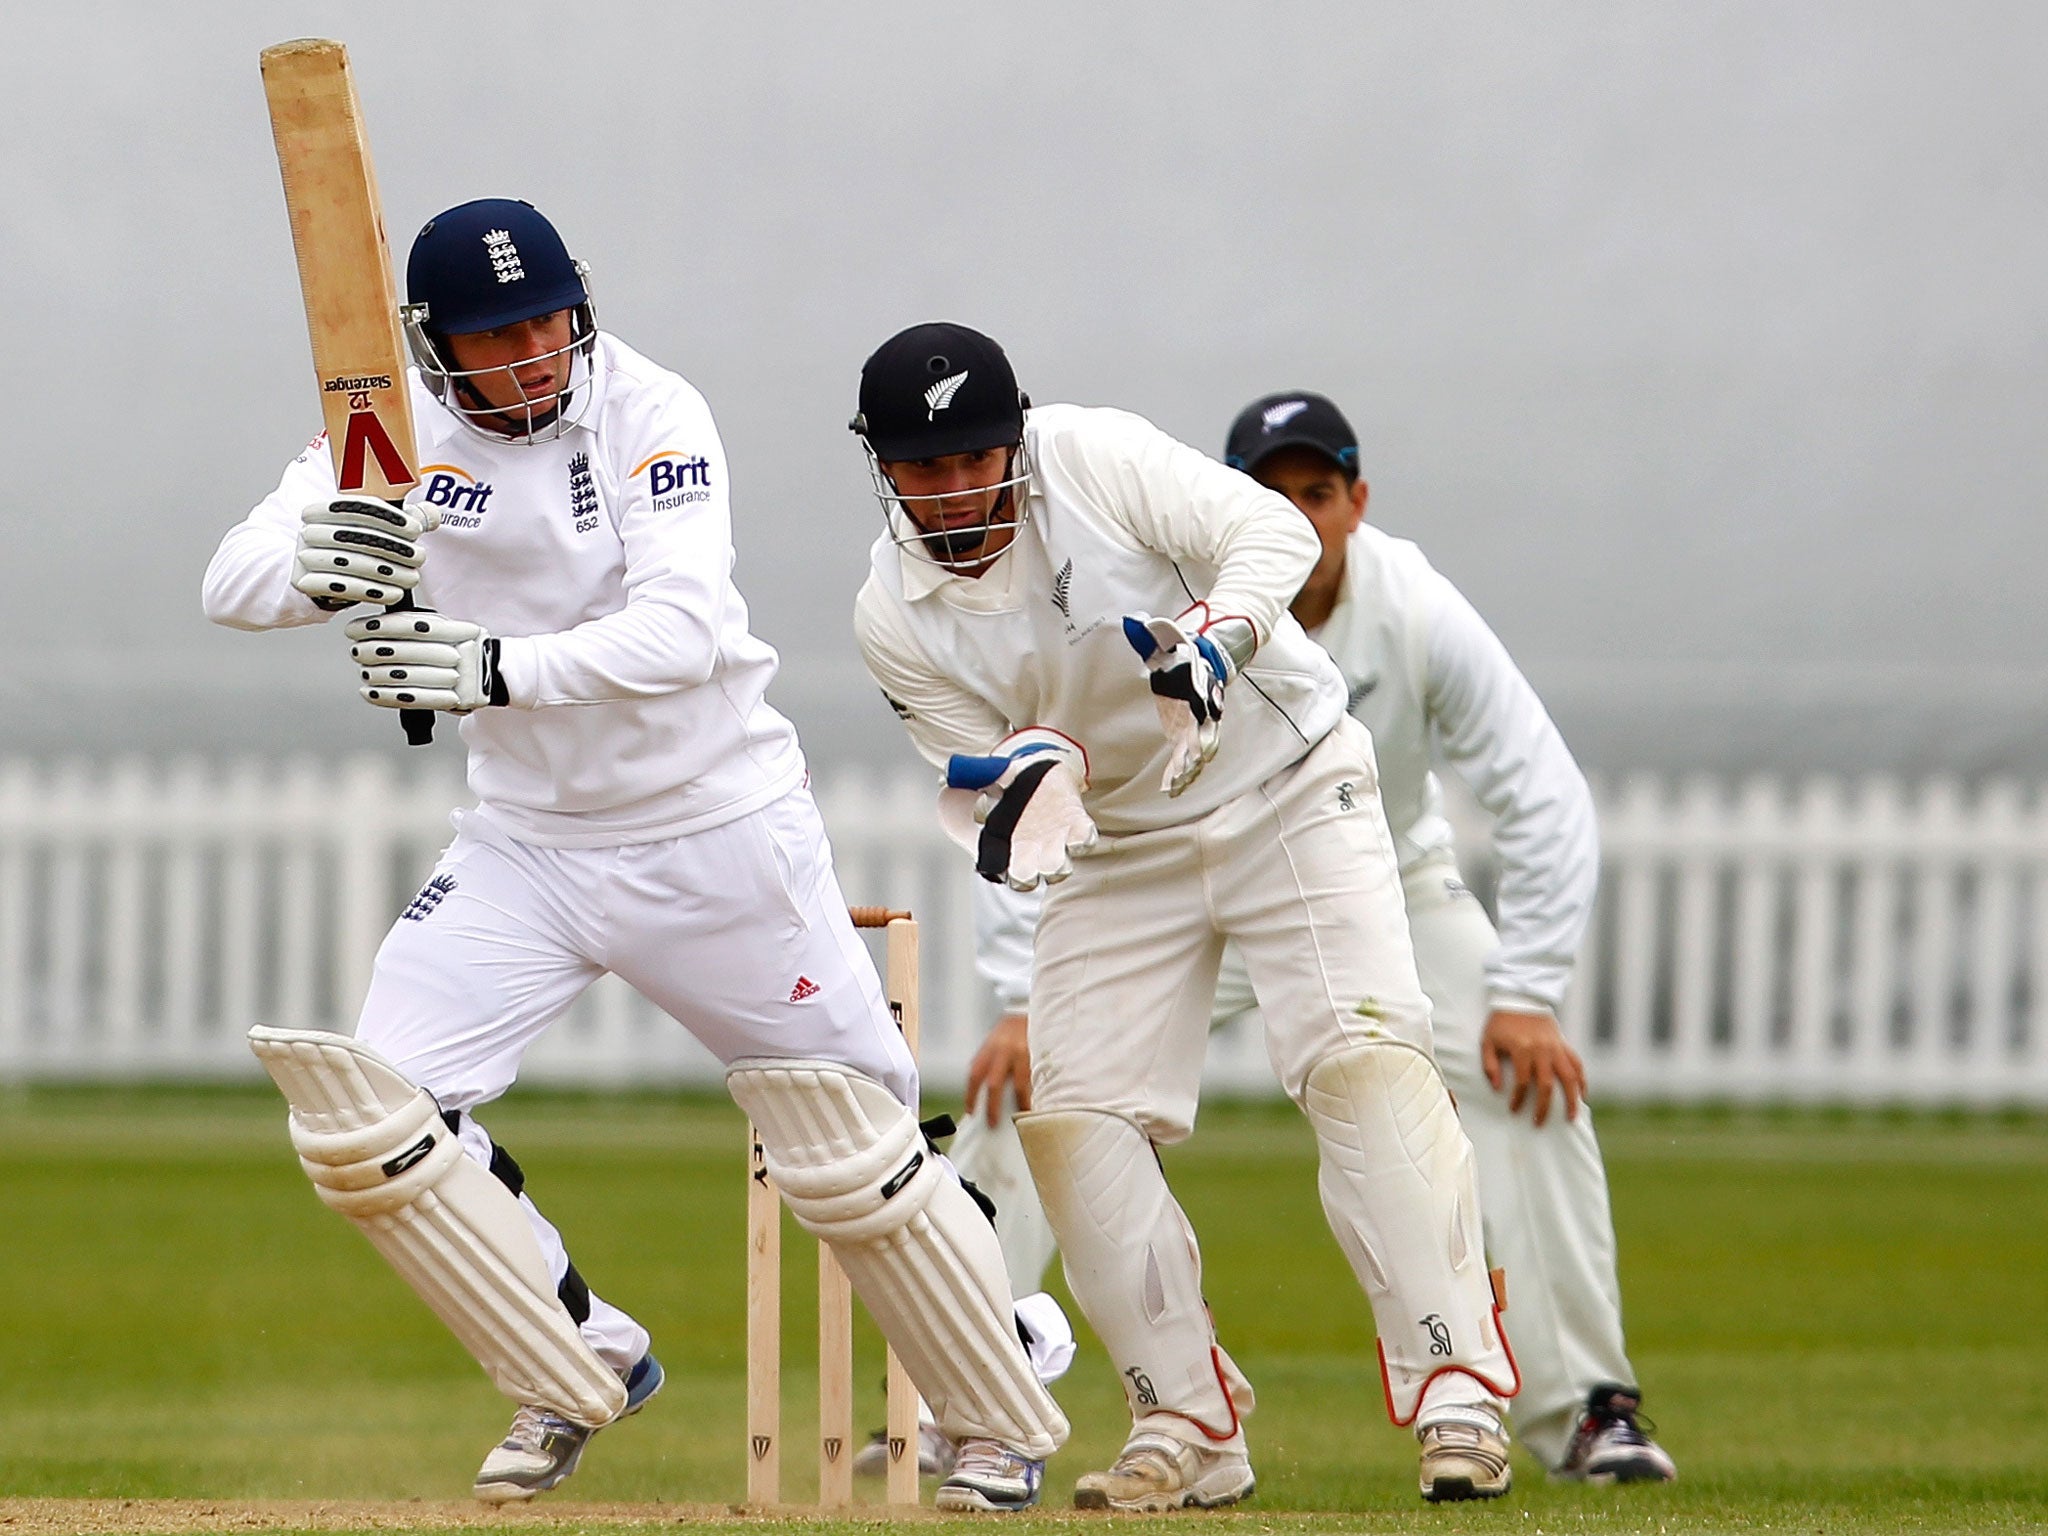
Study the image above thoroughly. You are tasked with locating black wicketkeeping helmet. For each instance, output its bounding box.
[851,323,1027,461]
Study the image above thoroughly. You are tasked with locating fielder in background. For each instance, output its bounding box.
[203,201,1068,1511]
[851,323,1521,1509]
[951,391,1677,1485]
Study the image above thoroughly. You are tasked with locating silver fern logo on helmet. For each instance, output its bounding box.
[924,370,969,419]
[1262,399,1309,431]
[482,229,525,284]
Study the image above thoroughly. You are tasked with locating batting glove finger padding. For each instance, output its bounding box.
[346,609,507,713]
[293,496,439,609]
[1122,614,1232,797]
[939,731,1097,892]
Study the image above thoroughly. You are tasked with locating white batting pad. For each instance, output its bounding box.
[1302,1039,1521,1424]
[727,1058,1069,1459]
[1014,1107,1254,1443]
[248,1026,627,1428]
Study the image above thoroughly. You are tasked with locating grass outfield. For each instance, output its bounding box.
[1,1086,2044,1535]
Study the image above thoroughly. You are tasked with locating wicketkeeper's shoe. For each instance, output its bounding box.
[934,1438,1045,1511]
[472,1352,664,1504]
[1417,1402,1513,1503]
[851,1421,957,1480]
[1071,1430,1255,1512]
[1555,1384,1676,1484]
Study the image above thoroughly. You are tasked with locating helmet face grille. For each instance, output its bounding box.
[402,284,600,445]
[860,436,1036,573]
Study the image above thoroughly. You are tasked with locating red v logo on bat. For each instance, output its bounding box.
[337,408,412,493]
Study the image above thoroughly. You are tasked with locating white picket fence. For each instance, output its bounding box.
[1,758,2044,1104]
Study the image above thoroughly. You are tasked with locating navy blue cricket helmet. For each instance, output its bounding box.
[400,198,598,441]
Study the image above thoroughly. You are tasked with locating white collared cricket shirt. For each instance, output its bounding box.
[205,332,804,846]
[854,404,1347,836]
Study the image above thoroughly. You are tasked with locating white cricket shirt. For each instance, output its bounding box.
[203,333,804,845]
[854,404,1345,836]
[1314,522,1597,1013]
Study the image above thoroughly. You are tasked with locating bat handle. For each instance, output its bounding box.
[385,590,436,747]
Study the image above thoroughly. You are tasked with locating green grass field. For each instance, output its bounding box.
[2,1086,2044,1535]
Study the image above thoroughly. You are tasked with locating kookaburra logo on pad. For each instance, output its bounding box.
[925,370,969,419]
[483,228,524,284]
[1262,399,1309,431]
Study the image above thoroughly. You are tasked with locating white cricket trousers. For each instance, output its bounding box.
[955,844,1635,1467]
[355,785,915,1375]
[1016,718,1510,1442]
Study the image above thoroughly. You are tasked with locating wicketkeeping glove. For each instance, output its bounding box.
[345,609,508,713]
[938,730,1098,891]
[1123,614,1234,797]
[294,496,439,610]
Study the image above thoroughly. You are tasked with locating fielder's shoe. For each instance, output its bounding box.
[851,1420,957,1480]
[1417,1402,1512,1503]
[1555,1384,1676,1484]
[472,1352,664,1504]
[935,1438,1045,1511]
[1072,1430,1255,1512]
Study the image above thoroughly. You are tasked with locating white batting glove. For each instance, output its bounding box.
[345,609,506,713]
[938,730,1098,891]
[294,496,439,610]
[1122,614,1234,797]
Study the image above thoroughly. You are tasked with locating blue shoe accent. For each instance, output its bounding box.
[621,1353,664,1416]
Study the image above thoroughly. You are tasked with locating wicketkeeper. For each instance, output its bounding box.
[850,322,1521,1509]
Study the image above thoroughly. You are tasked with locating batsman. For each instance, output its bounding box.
[851,323,1521,1509]
[204,204,1067,1509]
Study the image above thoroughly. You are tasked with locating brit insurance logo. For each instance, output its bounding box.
[634,447,715,511]
[417,464,495,529]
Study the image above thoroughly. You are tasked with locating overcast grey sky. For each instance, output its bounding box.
[5,3,2044,773]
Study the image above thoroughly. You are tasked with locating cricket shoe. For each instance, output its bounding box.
[1417,1402,1512,1502]
[851,1420,957,1480]
[472,1352,664,1504]
[1555,1384,1676,1484]
[1072,1430,1255,1512]
[935,1438,1045,1511]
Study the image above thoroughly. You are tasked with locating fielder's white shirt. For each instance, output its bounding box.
[1317,522,1597,1013]
[974,519,1599,1016]
[855,403,1345,836]
[204,333,804,846]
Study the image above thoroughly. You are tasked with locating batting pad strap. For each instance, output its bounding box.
[727,1058,1070,1459]
[726,1059,938,1243]
[1301,1039,1520,1425]
[247,1026,628,1429]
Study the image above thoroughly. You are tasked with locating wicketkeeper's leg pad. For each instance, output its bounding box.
[726,1058,1068,1459]
[248,1025,627,1428]
[1302,1038,1520,1424]
[1014,1107,1254,1445]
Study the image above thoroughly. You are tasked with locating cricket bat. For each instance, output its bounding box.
[260,37,433,747]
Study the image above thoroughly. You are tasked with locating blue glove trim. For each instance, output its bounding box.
[945,754,1013,791]
[1191,633,1229,681]
[1122,616,1161,661]
[946,739,1068,791]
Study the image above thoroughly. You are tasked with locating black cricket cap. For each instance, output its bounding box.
[1223,391,1360,478]
[853,322,1026,460]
